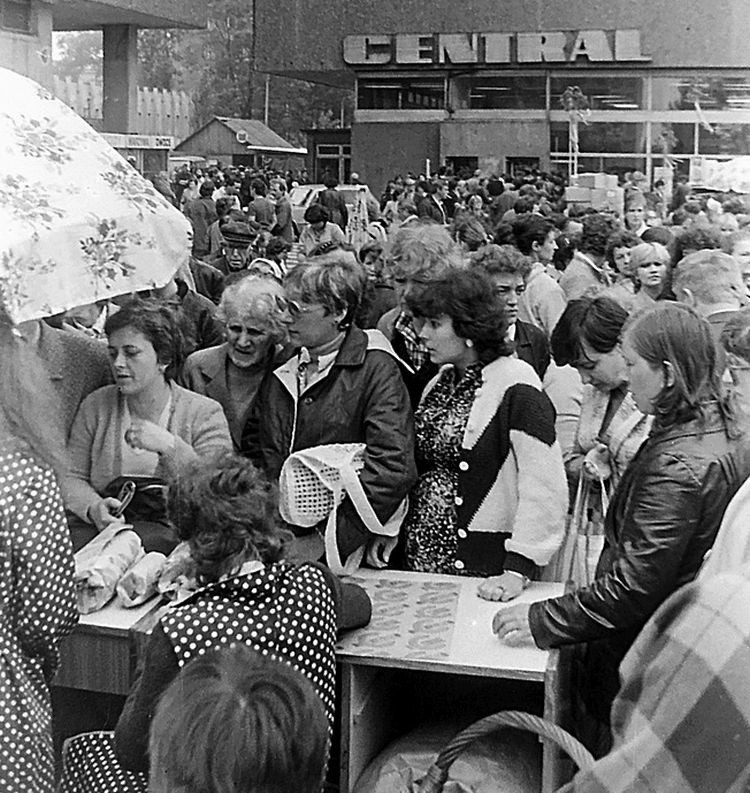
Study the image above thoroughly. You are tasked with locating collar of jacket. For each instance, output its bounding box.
[273,326,403,399]
[648,402,728,443]
[38,322,66,379]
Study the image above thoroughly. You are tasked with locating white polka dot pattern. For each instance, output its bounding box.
[0,446,77,793]
[160,561,338,724]
[58,562,339,793]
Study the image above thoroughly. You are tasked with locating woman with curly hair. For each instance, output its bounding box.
[59,452,371,793]
[402,269,567,601]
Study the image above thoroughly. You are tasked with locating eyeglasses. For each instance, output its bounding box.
[284,298,325,318]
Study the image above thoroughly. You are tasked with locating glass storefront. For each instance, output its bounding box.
[452,74,546,110]
[356,69,750,177]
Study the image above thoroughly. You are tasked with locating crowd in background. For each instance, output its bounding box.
[5,154,750,793]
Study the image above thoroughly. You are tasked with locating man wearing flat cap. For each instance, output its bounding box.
[209,220,260,277]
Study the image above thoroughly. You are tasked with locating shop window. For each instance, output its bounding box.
[1,0,31,32]
[550,75,643,110]
[445,156,478,178]
[452,74,546,110]
[357,77,445,110]
[550,122,646,154]
[698,124,750,156]
[651,75,750,112]
[652,122,696,157]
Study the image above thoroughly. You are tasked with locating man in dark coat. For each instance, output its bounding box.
[316,175,348,230]
[184,180,218,259]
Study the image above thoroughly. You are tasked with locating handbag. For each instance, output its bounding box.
[278,443,407,575]
[101,476,168,524]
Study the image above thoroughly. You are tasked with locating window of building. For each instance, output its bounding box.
[357,77,445,110]
[1,0,32,33]
[651,74,750,112]
[550,75,644,110]
[451,74,546,110]
[550,122,646,154]
[698,123,750,156]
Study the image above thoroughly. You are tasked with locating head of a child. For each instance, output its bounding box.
[149,644,329,793]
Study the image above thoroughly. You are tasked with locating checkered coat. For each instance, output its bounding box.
[557,566,750,792]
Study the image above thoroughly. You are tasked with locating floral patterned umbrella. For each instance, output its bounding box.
[0,67,191,324]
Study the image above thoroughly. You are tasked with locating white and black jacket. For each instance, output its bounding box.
[423,356,568,578]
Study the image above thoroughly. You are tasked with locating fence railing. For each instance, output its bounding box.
[52,76,194,141]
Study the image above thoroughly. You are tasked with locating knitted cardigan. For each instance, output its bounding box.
[423,356,568,578]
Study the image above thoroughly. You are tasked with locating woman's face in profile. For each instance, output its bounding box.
[108,326,165,395]
[621,336,665,415]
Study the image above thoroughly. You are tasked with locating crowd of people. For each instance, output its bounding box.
[3,160,750,793]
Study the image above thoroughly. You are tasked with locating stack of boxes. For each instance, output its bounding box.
[564,173,624,216]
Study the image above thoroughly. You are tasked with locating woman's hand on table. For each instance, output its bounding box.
[365,535,398,568]
[125,419,176,456]
[477,572,527,602]
[492,603,535,647]
[88,497,125,531]
[582,443,611,481]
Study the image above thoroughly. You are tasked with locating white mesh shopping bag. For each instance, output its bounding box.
[279,443,406,574]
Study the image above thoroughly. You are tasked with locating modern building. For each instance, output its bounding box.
[1,0,205,131]
[255,0,750,191]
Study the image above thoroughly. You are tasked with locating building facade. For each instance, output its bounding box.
[255,0,750,191]
[1,0,205,132]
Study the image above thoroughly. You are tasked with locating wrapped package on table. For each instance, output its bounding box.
[74,525,144,614]
[116,551,167,608]
[157,541,198,602]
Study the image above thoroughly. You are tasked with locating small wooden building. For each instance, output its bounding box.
[174,116,306,170]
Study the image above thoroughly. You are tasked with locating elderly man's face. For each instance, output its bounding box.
[226,244,251,270]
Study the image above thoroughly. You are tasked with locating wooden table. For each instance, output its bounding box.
[54,597,164,696]
[336,570,569,792]
[53,571,572,790]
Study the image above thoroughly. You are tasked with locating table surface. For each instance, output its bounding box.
[336,570,564,680]
[68,570,565,682]
[76,596,161,636]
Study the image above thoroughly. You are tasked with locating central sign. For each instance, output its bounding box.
[343,30,650,66]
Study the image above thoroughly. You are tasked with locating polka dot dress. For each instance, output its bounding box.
[59,562,338,793]
[0,446,77,793]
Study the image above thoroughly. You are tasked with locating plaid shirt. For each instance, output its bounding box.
[393,310,429,370]
[558,566,750,792]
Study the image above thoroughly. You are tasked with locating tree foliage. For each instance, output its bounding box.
[52,0,353,144]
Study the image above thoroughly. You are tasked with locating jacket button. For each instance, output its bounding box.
[454,559,465,570]
[303,396,314,405]
[454,496,463,506]
[459,461,469,471]
[457,529,467,539]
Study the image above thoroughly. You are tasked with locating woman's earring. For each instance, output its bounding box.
[465,339,474,348]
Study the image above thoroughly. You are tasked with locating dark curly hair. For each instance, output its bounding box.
[104,297,184,381]
[167,452,291,585]
[406,269,512,365]
[580,213,619,257]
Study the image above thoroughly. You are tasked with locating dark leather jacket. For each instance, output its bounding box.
[248,326,417,561]
[529,406,740,716]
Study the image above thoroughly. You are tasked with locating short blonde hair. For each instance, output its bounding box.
[283,250,366,328]
[387,224,463,281]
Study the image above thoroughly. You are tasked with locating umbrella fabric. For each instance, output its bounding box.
[0,67,191,324]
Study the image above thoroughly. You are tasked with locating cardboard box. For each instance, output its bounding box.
[577,172,610,189]
[591,187,624,215]
[564,186,592,203]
